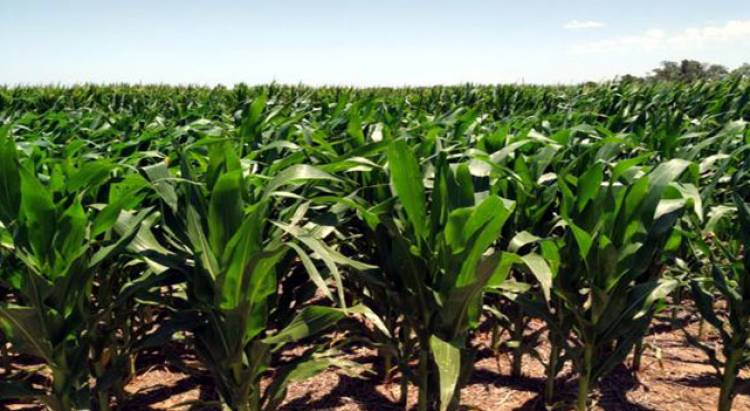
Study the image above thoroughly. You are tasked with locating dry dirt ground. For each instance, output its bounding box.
[4,314,750,411]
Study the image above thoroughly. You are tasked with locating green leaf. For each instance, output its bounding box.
[348,304,391,338]
[567,219,593,261]
[703,205,735,234]
[93,197,130,237]
[674,183,702,222]
[486,251,522,287]
[442,250,512,336]
[19,167,56,264]
[456,196,513,286]
[444,208,472,252]
[208,170,244,258]
[263,164,340,198]
[185,201,220,279]
[274,221,378,309]
[263,353,365,410]
[652,199,687,235]
[0,126,20,225]
[247,94,267,127]
[643,159,691,217]
[111,209,174,273]
[577,162,603,211]
[509,231,541,253]
[347,115,366,145]
[387,139,427,240]
[143,161,178,212]
[53,199,87,271]
[219,205,277,311]
[430,153,451,233]
[286,241,334,303]
[452,163,475,209]
[67,161,114,192]
[91,208,153,267]
[612,155,648,181]
[0,306,53,362]
[263,306,346,346]
[521,253,553,302]
[430,335,460,411]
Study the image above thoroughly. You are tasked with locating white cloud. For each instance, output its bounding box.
[572,19,750,54]
[564,20,605,30]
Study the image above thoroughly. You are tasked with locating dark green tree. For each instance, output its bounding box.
[732,63,750,78]
[651,59,728,82]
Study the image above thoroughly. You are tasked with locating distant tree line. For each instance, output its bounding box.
[621,60,750,83]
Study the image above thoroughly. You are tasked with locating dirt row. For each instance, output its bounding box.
[4,312,748,410]
[109,315,749,411]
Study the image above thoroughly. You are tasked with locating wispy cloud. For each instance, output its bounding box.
[572,19,750,53]
[564,20,605,30]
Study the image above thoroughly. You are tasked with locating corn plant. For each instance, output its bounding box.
[336,139,516,411]
[686,168,750,411]
[473,126,562,377]
[0,129,147,410]
[522,158,696,410]
[0,79,749,411]
[133,143,354,411]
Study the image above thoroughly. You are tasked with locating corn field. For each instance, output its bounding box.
[0,79,749,411]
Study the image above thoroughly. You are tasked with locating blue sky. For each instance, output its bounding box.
[2,1,749,86]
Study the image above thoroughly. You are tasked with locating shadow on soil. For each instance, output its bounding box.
[509,364,650,411]
[673,372,750,397]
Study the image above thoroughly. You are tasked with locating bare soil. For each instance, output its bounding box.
[4,313,749,410]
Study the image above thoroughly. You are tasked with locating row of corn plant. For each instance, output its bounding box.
[0,80,748,410]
